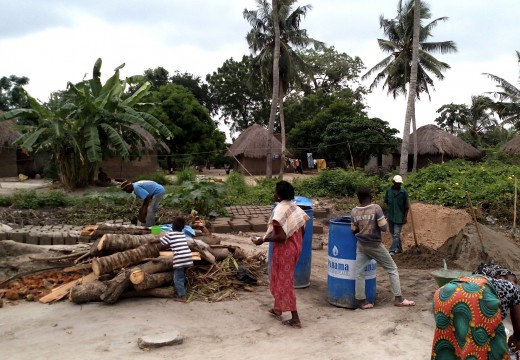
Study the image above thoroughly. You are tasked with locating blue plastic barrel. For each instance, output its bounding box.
[268,196,313,288]
[327,216,377,308]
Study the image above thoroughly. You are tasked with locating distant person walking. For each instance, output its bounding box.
[121,180,165,227]
[384,175,409,255]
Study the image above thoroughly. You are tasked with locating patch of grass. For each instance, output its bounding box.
[0,195,12,207]
[11,189,75,209]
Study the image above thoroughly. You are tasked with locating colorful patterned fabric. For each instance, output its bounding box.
[270,226,303,312]
[431,275,508,359]
[474,263,516,279]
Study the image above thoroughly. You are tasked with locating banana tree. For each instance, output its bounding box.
[0,59,171,189]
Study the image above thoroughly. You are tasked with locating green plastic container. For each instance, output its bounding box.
[150,225,162,235]
[431,269,472,287]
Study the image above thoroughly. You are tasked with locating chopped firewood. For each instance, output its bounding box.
[91,243,161,276]
[100,269,131,304]
[39,273,97,304]
[129,259,172,285]
[158,251,201,261]
[63,264,92,272]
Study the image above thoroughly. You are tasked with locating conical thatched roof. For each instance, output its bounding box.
[0,118,21,148]
[500,135,520,155]
[406,124,482,159]
[226,124,282,158]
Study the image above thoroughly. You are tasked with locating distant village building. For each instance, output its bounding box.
[365,124,483,173]
[500,135,520,156]
[226,124,283,175]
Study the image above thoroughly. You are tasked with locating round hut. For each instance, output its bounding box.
[402,124,483,169]
[500,136,520,156]
[226,124,283,175]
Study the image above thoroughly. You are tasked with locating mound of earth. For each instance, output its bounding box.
[382,203,472,251]
[439,223,520,273]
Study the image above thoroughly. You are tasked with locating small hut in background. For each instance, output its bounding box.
[101,125,170,180]
[500,136,520,156]
[0,119,20,177]
[401,124,482,169]
[226,124,282,175]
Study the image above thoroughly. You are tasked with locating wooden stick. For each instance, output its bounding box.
[466,191,487,257]
[514,177,518,230]
[39,273,97,304]
[408,201,419,248]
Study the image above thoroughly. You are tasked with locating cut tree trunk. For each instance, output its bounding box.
[133,272,172,291]
[91,243,161,276]
[129,259,172,285]
[209,247,230,261]
[39,273,98,304]
[70,280,107,304]
[96,234,162,254]
[100,269,132,304]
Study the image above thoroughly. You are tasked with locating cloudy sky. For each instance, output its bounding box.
[1,0,519,138]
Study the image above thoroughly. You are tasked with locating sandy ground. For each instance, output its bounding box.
[1,233,439,360]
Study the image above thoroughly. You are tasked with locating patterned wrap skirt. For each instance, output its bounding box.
[431,276,508,359]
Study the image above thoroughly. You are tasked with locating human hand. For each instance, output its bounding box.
[508,333,520,353]
[251,236,264,246]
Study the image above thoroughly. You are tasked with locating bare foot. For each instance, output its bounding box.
[268,308,282,321]
[282,319,302,329]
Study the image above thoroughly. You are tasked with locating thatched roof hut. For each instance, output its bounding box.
[226,124,282,158]
[407,124,482,159]
[226,124,284,175]
[0,119,21,148]
[500,135,520,155]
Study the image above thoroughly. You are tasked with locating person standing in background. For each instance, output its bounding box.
[384,175,409,255]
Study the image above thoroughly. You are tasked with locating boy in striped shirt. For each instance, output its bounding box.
[159,217,193,301]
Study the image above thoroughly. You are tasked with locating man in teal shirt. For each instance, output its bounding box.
[121,180,165,227]
[384,175,409,255]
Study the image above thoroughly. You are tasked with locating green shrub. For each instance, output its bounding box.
[38,190,73,207]
[82,191,134,207]
[175,168,197,185]
[294,169,381,198]
[165,180,227,216]
[135,171,172,186]
[0,195,12,207]
[11,190,40,209]
[225,172,248,196]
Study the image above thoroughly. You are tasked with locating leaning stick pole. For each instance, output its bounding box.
[514,177,518,230]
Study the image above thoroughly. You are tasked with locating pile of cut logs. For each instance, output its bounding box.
[26,223,262,305]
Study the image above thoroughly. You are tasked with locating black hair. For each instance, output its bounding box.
[357,187,372,203]
[275,180,295,200]
[172,217,185,231]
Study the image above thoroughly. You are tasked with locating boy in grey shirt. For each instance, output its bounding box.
[351,188,414,309]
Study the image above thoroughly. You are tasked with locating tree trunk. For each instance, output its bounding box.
[89,224,150,240]
[100,268,132,304]
[91,243,161,276]
[70,280,107,304]
[133,272,172,291]
[56,152,94,189]
[278,85,286,179]
[399,0,421,179]
[412,103,418,172]
[129,258,172,285]
[266,0,281,179]
[96,234,162,254]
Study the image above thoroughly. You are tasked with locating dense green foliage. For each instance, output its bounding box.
[0,75,29,111]
[165,180,227,216]
[149,83,226,166]
[10,190,73,209]
[175,168,197,185]
[405,159,520,218]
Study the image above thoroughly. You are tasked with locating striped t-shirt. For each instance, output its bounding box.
[159,231,194,268]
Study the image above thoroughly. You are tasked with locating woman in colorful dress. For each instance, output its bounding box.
[431,264,520,359]
[251,181,310,328]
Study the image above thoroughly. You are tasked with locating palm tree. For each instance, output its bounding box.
[362,0,457,175]
[0,59,171,189]
[484,51,520,129]
[243,0,322,178]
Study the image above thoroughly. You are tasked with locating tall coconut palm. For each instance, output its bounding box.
[484,51,520,129]
[362,0,457,175]
[243,0,322,178]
